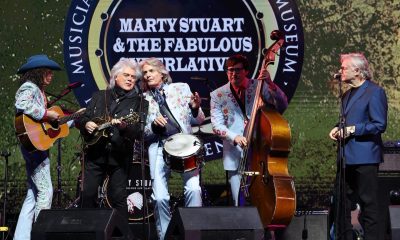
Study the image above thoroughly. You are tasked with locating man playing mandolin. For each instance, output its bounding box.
[14,54,62,240]
[210,54,288,206]
[78,58,148,226]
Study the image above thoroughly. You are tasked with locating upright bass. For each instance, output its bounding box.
[238,30,296,227]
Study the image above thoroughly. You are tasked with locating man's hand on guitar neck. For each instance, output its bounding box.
[85,118,127,134]
[111,118,127,130]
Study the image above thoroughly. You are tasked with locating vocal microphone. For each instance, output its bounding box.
[1,151,11,157]
[68,81,84,89]
[333,73,341,79]
[190,76,208,81]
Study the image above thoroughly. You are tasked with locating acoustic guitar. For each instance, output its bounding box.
[14,106,86,152]
[83,113,140,146]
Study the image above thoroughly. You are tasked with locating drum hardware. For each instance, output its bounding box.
[191,117,214,137]
[97,183,108,208]
[65,151,86,209]
[101,162,154,222]
[169,195,185,213]
[52,140,76,208]
[198,164,213,207]
[240,171,260,176]
[1,150,10,240]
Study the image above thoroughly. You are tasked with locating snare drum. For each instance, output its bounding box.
[102,161,153,222]
[163,133,204,172]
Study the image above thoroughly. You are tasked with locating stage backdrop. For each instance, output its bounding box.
[0,0,400,221]
[63,0,304,161]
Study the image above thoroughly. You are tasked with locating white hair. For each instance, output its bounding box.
[139,58,172,91]
[108,58,142,89]
[340,52,373,80]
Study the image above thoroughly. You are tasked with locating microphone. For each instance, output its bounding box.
[190,76,208,81]
[1,151,11,157]
[333,73,341,79]
[68,81,84,89]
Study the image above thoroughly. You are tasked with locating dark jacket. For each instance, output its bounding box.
[79,88,148,166]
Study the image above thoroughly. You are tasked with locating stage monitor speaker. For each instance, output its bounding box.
[279,212,329,240]
[129,222,158,240]
[377,174,400,240]
[165,207,264,240]
[389,205,400,240]
[31,208,133,240]
[381,141,400,172]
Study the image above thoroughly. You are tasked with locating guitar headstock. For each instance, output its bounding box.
[76,108,86,115]
[122,112,140,125]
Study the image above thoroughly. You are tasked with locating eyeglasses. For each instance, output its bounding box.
[226,67,244,73]
[122,73,136,79]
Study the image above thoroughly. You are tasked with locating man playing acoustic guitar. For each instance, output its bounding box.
[14,54,62,240]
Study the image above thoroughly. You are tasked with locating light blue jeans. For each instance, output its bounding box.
[227,170,241,206]
[13,147,53,240]
[151,147,202,240]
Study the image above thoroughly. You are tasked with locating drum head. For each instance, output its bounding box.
[103,162,153,222]
[164,133,202,158]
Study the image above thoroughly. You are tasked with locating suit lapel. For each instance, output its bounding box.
[245,79,257,117]
[163,84,185,130]
[224,83,243,114]
[345,80,369,114]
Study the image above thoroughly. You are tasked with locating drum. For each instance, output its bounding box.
[102,161,153,222]
[163,133,204,173]
[192,117,214,136]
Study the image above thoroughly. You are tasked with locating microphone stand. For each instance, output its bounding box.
[53,138,71,208]
[0,150,10,240]
[204,78,216,92]
[47,86,75,208]
[47,87,73,107]
[45,90,77,106]
[138,88,151,240]
[334,78,348,240]
[302,210,308,240]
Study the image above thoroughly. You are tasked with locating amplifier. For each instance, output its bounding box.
[381,141,400,172]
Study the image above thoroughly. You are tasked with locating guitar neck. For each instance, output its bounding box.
[96,113,139,131]
[58,112,82,125]
[98,122,112,131]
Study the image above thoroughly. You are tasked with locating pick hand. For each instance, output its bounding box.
[85,121,99,134]
[46,110,60,121]
[153,115,168,127]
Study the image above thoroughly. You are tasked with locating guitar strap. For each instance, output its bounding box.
[103,90,112,120]
[230,84,249,121]
[151,89,182,135]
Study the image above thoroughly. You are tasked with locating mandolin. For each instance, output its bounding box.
[83,112,140,146]
[15,106,86,152]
